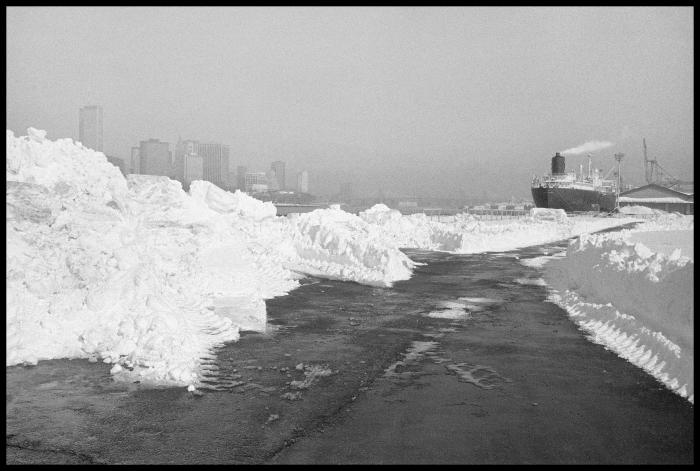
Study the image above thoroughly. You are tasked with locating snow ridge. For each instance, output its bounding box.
[5,129,414,388]
[4,128,658,390]
[543,230,694,402]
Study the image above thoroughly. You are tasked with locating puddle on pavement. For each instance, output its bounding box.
[424,296,504,320]
[445,363,512,390]
[384,340,441,381]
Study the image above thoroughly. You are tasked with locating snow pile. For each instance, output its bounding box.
[286,207,415,286]
[3,128,652,390]
[189,181,277,220]
[618,205,662,215]
[543,230,694,402]
[621,212,694,233]
[359,204,640,254]
[5,129,414,388]
[529,207,567,223]
[359,204,465,251]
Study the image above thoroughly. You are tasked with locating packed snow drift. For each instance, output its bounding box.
[5,128,643,389]
[6,128,414,388]
[535,214,694,402]
[359,204,641,254]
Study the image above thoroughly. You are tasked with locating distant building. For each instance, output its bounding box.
[199,142,230,188]
[171,138,186,183]
[265,169,279,191]
[79,105,103,152]
[618,184,694,215]
[139,139,171,177]
[245,172,268,192]
[172,139,229,189]
[130,147,140,174]
[106,155,127,175]
[236,166,247,190]
[297,170,309,193]
[270,161,286,190]
[183,153,204,190]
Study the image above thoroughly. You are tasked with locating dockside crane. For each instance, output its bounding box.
[643,138,693,190]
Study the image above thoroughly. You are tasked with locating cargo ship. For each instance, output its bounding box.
[531,152,617,212]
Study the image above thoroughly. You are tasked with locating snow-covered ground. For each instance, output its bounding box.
[4,128,653,390]
[534,213,694,403]
[359,204,642,254]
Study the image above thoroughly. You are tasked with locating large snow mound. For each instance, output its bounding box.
[543,229,694,402]
[286,207,415,286]
[5,128,646,390]
[6,129,414,388]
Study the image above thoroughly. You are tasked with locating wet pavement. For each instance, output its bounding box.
[6,238,694,464]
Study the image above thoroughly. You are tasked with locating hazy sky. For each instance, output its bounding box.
[6,6,693,199]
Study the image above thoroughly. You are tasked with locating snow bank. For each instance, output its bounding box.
[6,129,414,388]
[529,207,567,223]
[359,204,640,254]
[359,204,465,251]
[542,230,694,402]
[621,211,694,233]
[4,128,649,390]
[618,205,662,215]
[286,207,415,286]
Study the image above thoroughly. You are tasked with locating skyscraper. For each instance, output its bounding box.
[236,166,247,190]
[199,142,230,188]
[270,161,285,190]
[297,170,309,193]
[173,140,229,188]
[176,139,203,190]
[244,172,268,192]
[130,147,140,174]
[139,139,171,177]
[183,153,203,190]
[78,105,103,152]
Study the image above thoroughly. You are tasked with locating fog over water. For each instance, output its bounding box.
[6,7,693,199]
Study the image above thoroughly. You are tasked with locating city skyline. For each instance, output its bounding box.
[76,104,312,193]
[114,121,313,195]
[7,7,694,200]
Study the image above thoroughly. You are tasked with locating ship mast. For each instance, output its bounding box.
[614,153,624,210]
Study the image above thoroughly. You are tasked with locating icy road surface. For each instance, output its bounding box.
[7,241,693,465]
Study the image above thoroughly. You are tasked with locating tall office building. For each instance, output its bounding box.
[172,139,230,189]
[130,147,141,174]
[175,139,203,189]
[171,138,186,183]
[297,170,309,193]
[266,169,279,191]
[139,139,171,177]
[244,172,268,192]
[199,142,230,188]
[79,105,103,152]
[270,161,285,190]
[183,154,203,189]
[236,166,247,190]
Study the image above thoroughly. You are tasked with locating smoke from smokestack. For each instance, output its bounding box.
[560,140,613,155]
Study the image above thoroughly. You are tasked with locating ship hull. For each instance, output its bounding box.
[531,187,616,212]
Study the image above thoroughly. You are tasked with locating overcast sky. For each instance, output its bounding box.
[6,6,693,199]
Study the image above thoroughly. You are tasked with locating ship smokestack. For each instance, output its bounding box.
[551,152,565,175]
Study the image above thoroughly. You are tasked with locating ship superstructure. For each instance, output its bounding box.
[531,152,618,212]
